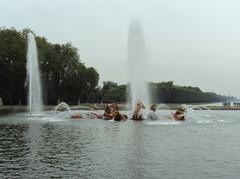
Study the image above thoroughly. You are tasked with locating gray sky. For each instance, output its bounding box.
[1,0,240,97]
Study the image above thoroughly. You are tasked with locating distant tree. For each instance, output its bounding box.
[149,81,233,103]
[100,82,126,103]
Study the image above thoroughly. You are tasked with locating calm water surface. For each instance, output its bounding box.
[0,110,240,179]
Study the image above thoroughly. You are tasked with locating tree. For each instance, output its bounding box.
[0,28,26,104]
[100,82,126,103]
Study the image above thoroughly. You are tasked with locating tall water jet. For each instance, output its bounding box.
[127,19,151,109]
[26,33,43,114]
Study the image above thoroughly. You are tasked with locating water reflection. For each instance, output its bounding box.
[125,122,147,178]
[0,123,30,178]
[31,122,97,178]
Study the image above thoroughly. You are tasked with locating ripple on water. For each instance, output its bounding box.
[144,120,182,126]
[0,111,240,178]
[196,120,212,124]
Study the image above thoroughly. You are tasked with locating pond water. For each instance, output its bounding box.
[0,110,240,178]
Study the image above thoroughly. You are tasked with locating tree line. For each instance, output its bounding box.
[0,28,235,105]
[99,81,235,103]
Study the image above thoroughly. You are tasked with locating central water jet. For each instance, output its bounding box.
[26,33,43,114]
[127,18,151,109]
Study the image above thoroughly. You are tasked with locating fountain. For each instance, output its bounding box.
[52,102,71,113]
[127,18,151,109]
[26,33,43,115]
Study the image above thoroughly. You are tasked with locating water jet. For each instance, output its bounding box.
[127,18,151,109]
[26,33,43,115]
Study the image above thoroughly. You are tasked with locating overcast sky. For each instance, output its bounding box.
[1,0,240,97]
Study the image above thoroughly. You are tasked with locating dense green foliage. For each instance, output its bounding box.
[0,27,235,105]
[149,81,234,103]
[99,81,234,103]
[100,81,127,103]
[0,28,27,105]
[0,28,99,105]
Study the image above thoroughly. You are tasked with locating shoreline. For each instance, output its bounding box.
[0,103,240,115]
